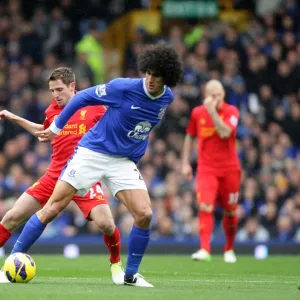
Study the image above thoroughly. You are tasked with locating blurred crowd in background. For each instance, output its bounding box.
[0,0,300,243]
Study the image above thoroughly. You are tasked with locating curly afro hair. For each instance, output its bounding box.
[137,43,183,87]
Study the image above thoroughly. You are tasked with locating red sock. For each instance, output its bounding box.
[103,227,121,263]
[199,211,214,253]
[0,224,12,247]
[223,214,238,251]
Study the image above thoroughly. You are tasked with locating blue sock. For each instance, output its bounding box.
[125,225,151,279]
[11,214,46,254]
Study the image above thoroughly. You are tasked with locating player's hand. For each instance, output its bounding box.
[35,128,56,142]
[0,110,14,121]
[204,96,217,114]
[182,163,193,181]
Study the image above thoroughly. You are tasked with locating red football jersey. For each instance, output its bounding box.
[43,100,106,178]
[186,102,241,172]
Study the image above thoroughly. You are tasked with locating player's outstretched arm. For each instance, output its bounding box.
[0,110,44,136]
[181,134,194,181]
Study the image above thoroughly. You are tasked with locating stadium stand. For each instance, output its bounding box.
[0,0,299,247]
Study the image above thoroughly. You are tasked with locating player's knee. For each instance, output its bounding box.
[2,209,24,230]
[97,218,115,235]
[41,204,62,223]
[199,203,213,213]
[135,207,152,229]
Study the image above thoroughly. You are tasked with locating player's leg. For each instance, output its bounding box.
[74,184,124,285]
[0,193,42,247]
[116,189,153,287]
[192,172,219,261]
[0,177,51,248]
[89,205,124,284]
[10,180,76,254]
[219,170,241,263]
[11,147,101,254]
[104,157,153,287]
[0,177,51,283]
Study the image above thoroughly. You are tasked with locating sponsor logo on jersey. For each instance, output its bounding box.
[200,127,216,137]
[131,105,141,110]
[127,121,152,141]
[58,124,87,135]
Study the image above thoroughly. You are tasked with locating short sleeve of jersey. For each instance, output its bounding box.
[223,106,239,131]
[186,108,198,136]
[43,117,50,130]
[43,103,57,130]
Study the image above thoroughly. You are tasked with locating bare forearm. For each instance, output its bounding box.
[210,111,232,139]
[9,114,44,136]
[182,134,194,165]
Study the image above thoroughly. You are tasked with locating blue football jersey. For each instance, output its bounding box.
[53,78,174,162]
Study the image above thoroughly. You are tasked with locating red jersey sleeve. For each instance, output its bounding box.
[186,108,198,136]
[94,105,107,122]
[223,106,239,131]
[43,117,50,130]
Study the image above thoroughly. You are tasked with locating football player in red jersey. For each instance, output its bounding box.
[0,67,124,283]
[182,79,241,263]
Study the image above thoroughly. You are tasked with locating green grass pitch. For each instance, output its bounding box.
[0,255,299,300]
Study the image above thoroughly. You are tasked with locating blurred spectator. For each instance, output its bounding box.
[75,19,105,84]
[0,0,300,242]
[236,217,270,242]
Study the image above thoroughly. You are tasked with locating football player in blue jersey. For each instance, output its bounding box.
[12,44,183,287]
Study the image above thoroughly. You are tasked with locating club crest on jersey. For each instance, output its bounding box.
[80,110,87,120]
[95,84,107,97]
[127,121,152,141]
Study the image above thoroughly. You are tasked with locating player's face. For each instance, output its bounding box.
[145,71,164,96]
[206,87,225,109]
[49,79,75,107]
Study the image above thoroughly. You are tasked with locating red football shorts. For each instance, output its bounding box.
[26,173,107,220]
[196,169,241,211]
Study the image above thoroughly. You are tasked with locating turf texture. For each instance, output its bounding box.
[0,255,299,300]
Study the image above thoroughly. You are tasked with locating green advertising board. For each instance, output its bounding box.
[162,0,219,18]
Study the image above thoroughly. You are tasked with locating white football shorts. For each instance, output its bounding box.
[59,146,147,196]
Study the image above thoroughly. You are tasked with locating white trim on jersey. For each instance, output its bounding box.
[50,121,62,134]
[143,78,166,100]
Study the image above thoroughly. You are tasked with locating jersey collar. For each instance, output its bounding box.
[143,78,166,100]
